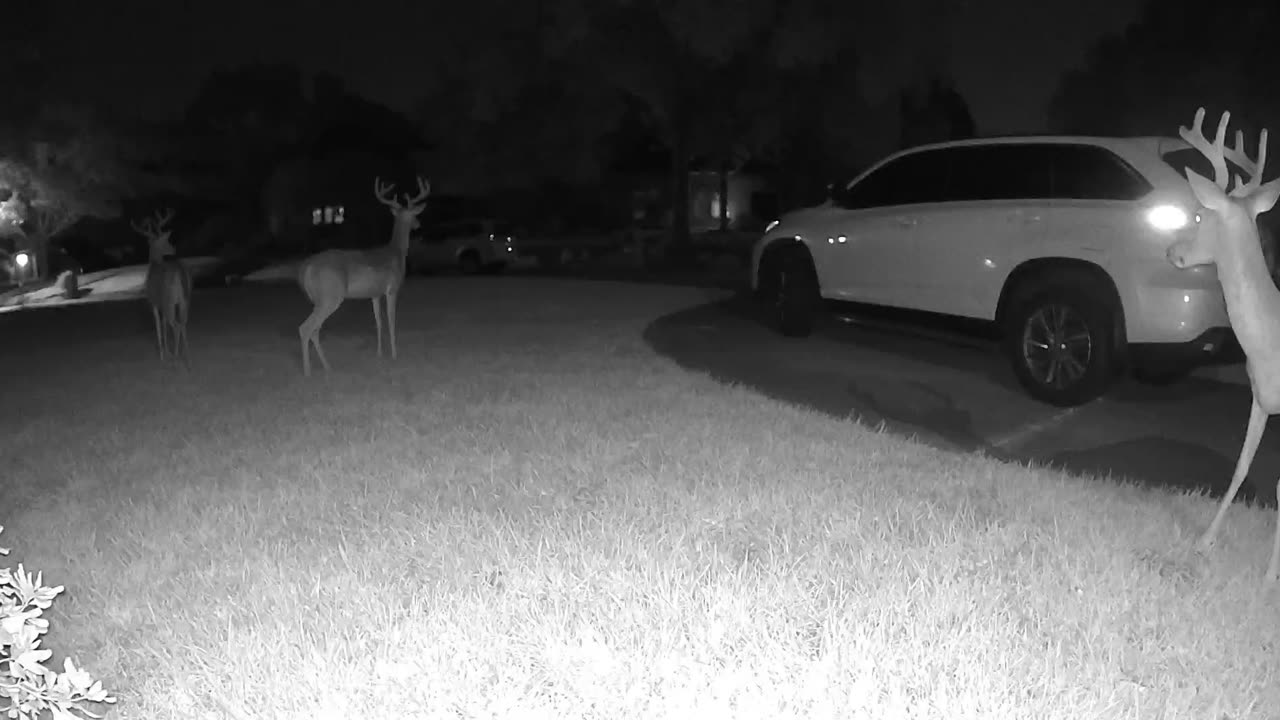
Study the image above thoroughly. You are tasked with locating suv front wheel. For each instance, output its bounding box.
[459,251,482,275]
[768,245,820,337]
[1005,281,1119,407]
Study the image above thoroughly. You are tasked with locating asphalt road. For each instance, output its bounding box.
[642,294,1279,509]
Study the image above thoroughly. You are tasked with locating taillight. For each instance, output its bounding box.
[1146,204,1190,231]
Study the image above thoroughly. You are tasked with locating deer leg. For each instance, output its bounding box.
[168,305,179,361]
[310,327,333,374]
[166,308,177,361]
[387,291,398,360]
[173,291,190,367]
[1270,478,1280,582]
[372,297,385,357]
[1197,397,1268,553]
[300,301,341,376]
[180,276,192,367]
[298,327,310,377]
[165,305,178,362]
[176,310,190,369]
[181,306,191,368]
[151,305,165,360]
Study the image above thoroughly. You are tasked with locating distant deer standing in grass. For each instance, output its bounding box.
[130,208,192,366]
[297,176,430,376]
[1166,107,1280,581]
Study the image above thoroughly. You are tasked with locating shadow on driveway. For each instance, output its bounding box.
[643,294,1273,508]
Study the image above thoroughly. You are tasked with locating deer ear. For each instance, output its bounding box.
[1186,168,1230,211]
[1250,177,1280,217]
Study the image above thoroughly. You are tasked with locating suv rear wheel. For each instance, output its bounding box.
[1005,279,1119,407]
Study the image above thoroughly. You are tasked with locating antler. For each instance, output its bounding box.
[1181,107,1272,197]
[373,177,400,208]
[373,176,431,211]
[130,208,175,239]
[402,176,431,209]
[1180,107,1231,190]
[1224,127,1270,198]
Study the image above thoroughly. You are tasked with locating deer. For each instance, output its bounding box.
[130,208,192,367]
[297,176,430,376]
[1166,107,1280,582]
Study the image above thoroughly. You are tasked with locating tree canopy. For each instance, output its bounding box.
[410,0,942,243]
[178,63,312,209]
[0,102,150,277]
[1048,0,1280,138]
[0,5,175,277]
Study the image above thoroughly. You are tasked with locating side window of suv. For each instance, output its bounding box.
[944,144,1053,201]
[1162,147,1234,187]
[1050,145,1152,200]
[836,150,950,210]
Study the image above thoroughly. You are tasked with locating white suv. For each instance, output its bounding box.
[749,136,1241,407]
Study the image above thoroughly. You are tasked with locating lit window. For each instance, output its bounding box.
[710,193,730,219]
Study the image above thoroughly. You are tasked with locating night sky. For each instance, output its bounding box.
[49,0,1142,134]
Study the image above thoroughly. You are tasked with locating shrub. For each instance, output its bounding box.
[1,525,116,719]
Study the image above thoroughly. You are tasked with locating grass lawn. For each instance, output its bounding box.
[1,276,1277,719]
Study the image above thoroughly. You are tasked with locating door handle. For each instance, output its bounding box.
[896,217,917,228]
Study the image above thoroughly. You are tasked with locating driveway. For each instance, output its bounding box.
[643,294,1277,508]
[0,257,222,313]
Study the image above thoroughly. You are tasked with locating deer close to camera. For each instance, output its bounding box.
[297,176,430,376]
[1167,107,1280,581]
[130,208,192,367]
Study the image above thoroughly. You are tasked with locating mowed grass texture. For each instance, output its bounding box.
[0,277,1277,720]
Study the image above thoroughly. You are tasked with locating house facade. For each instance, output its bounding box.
[259,92,431,255]
[619,161,778,234]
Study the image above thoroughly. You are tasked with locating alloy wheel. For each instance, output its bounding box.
[1020,303,1094,390]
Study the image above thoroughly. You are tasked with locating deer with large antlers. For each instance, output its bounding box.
[130,208,192,367]
[297,176,430,376]
[1167,107,1280,581]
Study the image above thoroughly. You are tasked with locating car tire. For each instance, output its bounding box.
[1005,279,1119,407]
[772,245,820,338]
[459,252,482,275]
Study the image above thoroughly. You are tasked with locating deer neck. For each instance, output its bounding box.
[1214,219,1280,354]
[388,216,415,257]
